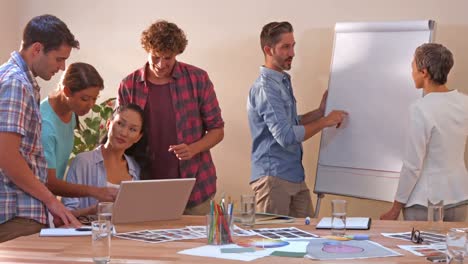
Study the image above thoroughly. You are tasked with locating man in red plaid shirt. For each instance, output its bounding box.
[118,20,224,215]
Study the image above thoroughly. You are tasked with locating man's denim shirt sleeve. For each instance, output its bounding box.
[254,78,305,147]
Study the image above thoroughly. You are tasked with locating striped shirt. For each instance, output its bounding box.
[0,51,48,224]
[118,61,224,207]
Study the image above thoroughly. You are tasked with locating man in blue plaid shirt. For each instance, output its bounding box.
[0,14,81,242]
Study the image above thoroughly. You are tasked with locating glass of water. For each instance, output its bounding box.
[240,195,255,227]
[98,202,113,223]
[446,228,466,264]
[331,199,347,236]
[427,199,444,232]
[92,220,111,264]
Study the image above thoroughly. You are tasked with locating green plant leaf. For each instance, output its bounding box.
[102,107,113,121]
[71,97,116,164]
[74,136,84,146]
[89,117,101,130]
[91,104,101,113]
[84,117,94,128]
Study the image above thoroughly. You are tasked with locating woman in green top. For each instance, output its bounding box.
[41,62,117,202]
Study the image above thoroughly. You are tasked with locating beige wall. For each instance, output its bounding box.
[2,0,468,219]
[0,0,21,63]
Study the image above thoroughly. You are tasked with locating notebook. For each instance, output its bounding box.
[40,228,91,237]
[39,227,117,237]
[112,178,195,224]
[315,217,371,230]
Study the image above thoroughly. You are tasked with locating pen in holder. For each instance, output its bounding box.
[206,200,233,245]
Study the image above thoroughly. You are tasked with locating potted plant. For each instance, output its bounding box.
[71,97,116,158]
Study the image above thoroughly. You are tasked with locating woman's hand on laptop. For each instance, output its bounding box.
[90,186,119,202]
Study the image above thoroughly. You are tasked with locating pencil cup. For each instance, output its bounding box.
[206,214,233,245]
[240,194,256,227]
[331,199,347,236]
[427,199,444,232]
[91,220,111,264]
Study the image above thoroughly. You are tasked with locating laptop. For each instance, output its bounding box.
[112,178,196,224]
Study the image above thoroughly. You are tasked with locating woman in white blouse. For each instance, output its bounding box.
[381,43,468,221]
[62,104,146,217]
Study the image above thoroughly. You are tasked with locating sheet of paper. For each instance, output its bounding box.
[381,231,446,244]
[115,227,205,243]
[40,228,92,237]
[178,244,274,262]
[115,230,175,244]
[251,227,319,240]
[187,225,256,237]
[148,228,205,240]
[305,239,401,260]
[273,241,309,252]
[178,240,308,261]
[398,244,446,257]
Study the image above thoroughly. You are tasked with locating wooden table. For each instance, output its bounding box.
[0,216,465,263]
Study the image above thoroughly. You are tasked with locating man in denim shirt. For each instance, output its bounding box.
[247,21,348,217]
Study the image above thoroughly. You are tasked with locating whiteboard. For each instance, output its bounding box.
[314,20,434,202]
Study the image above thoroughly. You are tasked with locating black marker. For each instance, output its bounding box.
[75,227,92,231]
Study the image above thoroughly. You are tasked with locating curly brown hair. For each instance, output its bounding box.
[141,20,188,55]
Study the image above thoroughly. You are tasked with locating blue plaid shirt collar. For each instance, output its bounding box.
[9,51,41,105]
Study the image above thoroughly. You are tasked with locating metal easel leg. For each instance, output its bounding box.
[314,193,324,218]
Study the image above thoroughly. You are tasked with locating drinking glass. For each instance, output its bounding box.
[427,199,444,232]
[98,202,113,223]
[331,199,347,236]
[240,195,256,227]
[446,228,466,263]
[92,220,111,264]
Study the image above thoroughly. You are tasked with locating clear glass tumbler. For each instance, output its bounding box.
[240,195,256,227]
[92,220,111,264]
[446,228,466,264]
[331,199,347,236]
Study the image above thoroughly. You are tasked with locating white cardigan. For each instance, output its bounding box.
[395,90,468,207]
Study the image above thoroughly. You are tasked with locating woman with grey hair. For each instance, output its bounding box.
[381,43,468,221]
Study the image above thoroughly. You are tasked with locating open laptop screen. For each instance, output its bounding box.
[112,178,195,224]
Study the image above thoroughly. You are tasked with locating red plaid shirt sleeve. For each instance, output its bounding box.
[198,71,224,130]
[117,67,148,110]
